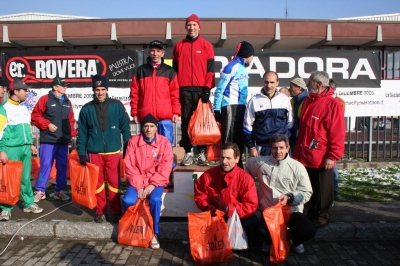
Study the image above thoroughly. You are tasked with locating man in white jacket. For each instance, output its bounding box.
[246,134,315,254]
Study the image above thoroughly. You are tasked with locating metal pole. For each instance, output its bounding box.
[368,116,373,162]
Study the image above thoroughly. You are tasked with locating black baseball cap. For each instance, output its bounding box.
[0,77,9,87]
[149,40,164,49]
[52,77,70,87]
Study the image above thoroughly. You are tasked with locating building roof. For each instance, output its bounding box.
[0,12,98,21]
[337,13,400,21]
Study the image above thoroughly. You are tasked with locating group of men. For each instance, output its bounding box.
[0,13,346,253]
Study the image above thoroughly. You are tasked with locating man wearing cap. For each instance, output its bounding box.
[77,74,131,223]
[214,41,255,168]
[293,71,345,228]
[0,77,8,100]
[130,40,180,151]
[31,77,77,202]
[122,113,173,249]
[288,77,308,150]
[243,71,293,157]
[0,78,44,221]
[173,13,215,166]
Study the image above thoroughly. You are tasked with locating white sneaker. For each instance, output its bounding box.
[293,244,305,254]
[23,203,44,214]
[150,235,160,249]
[0,210,11,221]
[34,191,46,203]
[180,152,193,166]
[197,150,209,166]
[52,190,70,201]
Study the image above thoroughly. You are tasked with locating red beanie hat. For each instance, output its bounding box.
[186,14,200,27]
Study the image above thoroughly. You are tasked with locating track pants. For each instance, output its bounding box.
[0,145,34,211]
[121,185,164,234]
[89,153,122,216]
[35,143,68,192]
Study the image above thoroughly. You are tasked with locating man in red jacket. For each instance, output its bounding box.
[194,142,258,241]
[173,14,215,166]
[293,71,345,229]
[130,40,181,148]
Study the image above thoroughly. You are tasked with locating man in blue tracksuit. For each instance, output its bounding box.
[214,41,254,168]
[243,71,293,157]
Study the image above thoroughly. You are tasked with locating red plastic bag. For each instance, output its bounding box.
[69,157,99,209]
[188,100,221,145]
[118,199,154,247]
[188,210,234,265]
[31,157,57,180]
[0,160,23,205]
[262,203,292,263]
[206,142,221,162]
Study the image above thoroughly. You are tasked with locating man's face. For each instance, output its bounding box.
[289,84,302,97]
[271,141,290,161]
[263,73,279,98]
[149,47,165,64]
[307,75,320,94]
[94,87,107,101]
[14,88,28,102]
[186,21,200,38]
[0,86,6,98]
[220,148,239,172]
[53,84,67,97]
[142,123,157,140]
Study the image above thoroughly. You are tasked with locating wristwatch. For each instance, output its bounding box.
[286,193,294,204]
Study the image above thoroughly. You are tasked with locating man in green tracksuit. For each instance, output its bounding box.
[0,78,44,221]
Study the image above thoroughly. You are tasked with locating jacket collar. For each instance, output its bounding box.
[139,132,160,147]
[293,89,309,103]
[309,87,334,99]
[270,154,289,166]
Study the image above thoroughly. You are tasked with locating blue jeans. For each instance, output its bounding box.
[121,185,164,234]
[333,165,338,192]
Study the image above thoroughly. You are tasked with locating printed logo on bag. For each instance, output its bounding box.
[75,181,87,195]
[206,234,226,251]
[127,223,144,234]
[0,184,6,192]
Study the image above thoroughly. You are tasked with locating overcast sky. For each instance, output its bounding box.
[0,0,399,20]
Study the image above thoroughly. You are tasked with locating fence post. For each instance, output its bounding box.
[368,117,373,162]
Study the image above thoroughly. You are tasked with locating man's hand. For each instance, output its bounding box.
[324,158,335,170]
[138,188,145,200]
[202,205,217,216]
[212,196,228,212]
[279,194,288,206]
[48,123,58,132]
[200,89,210,103]
[143,184,155,198]
[133,116,139,124]
[0,151,8,164]
[31,145,38,155]
[79,155,87,166]
[214,111,221,123]
[172,114,179,123]
[249,147,258,157]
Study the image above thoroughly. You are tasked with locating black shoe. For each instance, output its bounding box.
[314,217,329,229]
[94,214,107,223]
[106,213,121,224]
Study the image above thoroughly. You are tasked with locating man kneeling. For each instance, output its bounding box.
[122,114,173,249]
[246,134,316,254]
[194,142,258,243]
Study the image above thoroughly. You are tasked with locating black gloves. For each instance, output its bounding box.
[202,205,217,216]
[214,110,221,123]
[212,196,228,213]
[79,155,87,166]
[201,89,210,103]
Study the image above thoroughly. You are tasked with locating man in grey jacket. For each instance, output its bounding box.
[246,134,315,254]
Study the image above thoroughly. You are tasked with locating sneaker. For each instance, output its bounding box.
[0,210,11,221]
[197,150,209,166]
[23,203,44,214]
[261,242,270,252]
[293,244,305,254]
[180,152,193,166]
[94,214,107,223]
[34,191,46,203]
[150,235,160,249]
[52,190,70,201]
[106,213,121,224]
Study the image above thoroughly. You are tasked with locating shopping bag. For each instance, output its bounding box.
[118,199,154,247]
[262,203,292,263]
[188,100,221,145]
[69,157,99,209]
[188,210,233,265]
[0,160,23,205]
[227,209,248,250]
[30,157,56,180]
[206,142,221,162]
